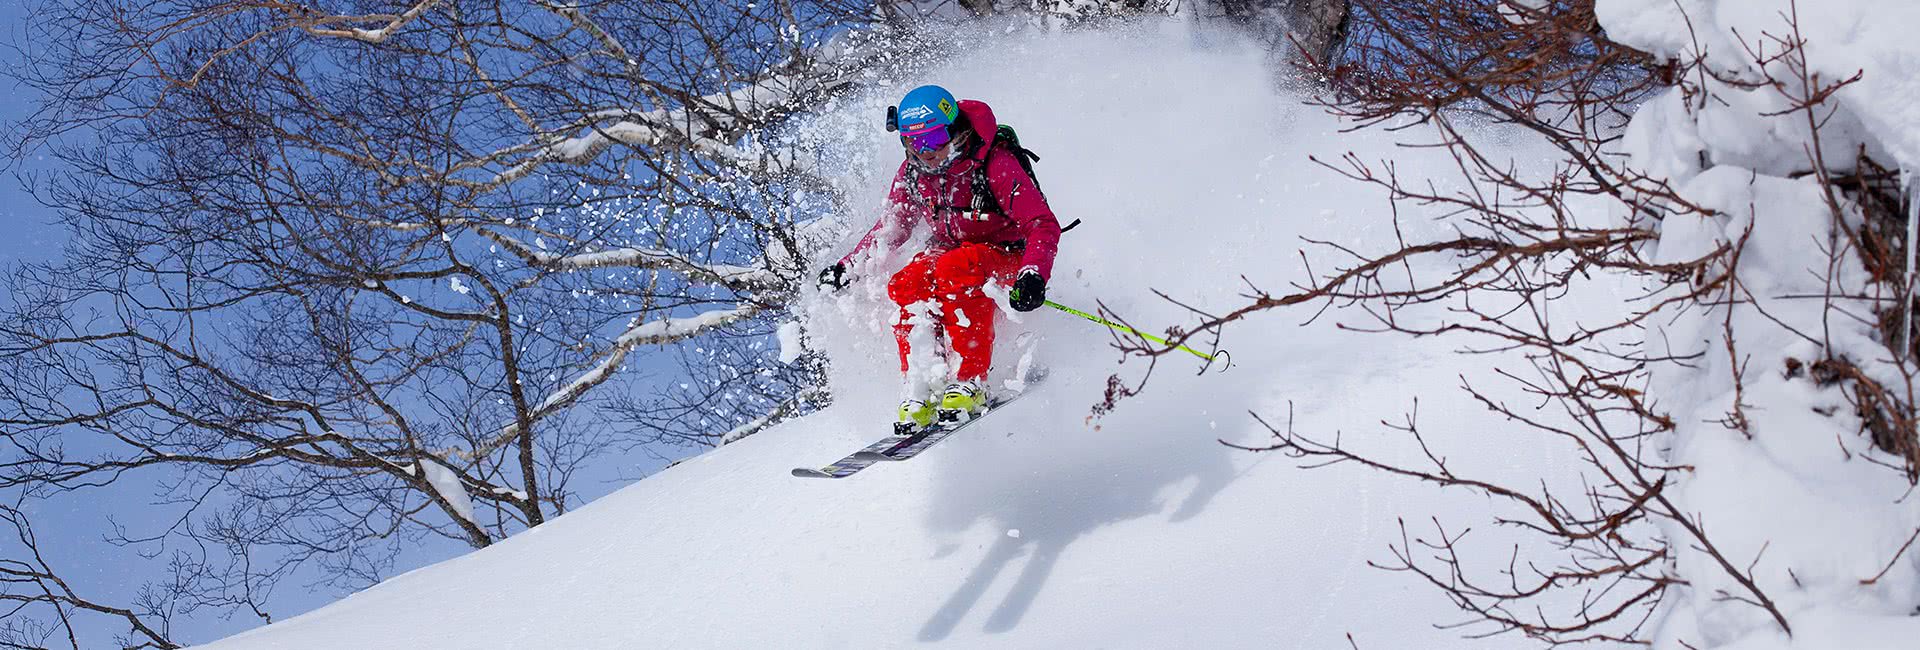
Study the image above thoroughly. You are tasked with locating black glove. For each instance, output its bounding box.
[814,262,844,291]
[817,263,848,291]
[1008,270,1046,312]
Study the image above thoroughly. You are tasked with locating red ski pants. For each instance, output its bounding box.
[886,243,1023,382]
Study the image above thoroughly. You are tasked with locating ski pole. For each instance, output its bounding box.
[1043,300,1223,363]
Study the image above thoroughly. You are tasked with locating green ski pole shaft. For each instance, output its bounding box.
[1043,300,1221,363]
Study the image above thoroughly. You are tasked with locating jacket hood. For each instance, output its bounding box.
[957,100,997,161]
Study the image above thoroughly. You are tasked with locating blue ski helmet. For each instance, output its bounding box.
[892,85,960,152]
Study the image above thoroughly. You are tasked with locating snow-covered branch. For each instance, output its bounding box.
[484,43,884,187]
[300,0,446,43]
[719,385,829,445]
[479,228,782,292]
[538,1,634,66]
[455,305,763,462]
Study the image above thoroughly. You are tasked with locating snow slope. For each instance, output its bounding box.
[201,24,1585,649]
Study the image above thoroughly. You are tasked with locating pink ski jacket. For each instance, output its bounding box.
[839,100,1063,281]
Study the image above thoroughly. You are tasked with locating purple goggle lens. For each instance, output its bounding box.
[902,122,952,152]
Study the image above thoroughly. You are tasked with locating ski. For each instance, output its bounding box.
[788,430,931,479]
[790,370,1044,479]
[851,389,1029,463]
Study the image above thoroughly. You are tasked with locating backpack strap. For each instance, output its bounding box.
[969,126,1041,217]
[970,161,1002,216]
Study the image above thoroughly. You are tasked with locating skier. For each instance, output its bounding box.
[817,84,1062,434]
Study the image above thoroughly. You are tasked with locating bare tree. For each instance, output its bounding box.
[0,0,914,642]
[1106,0,1916,644]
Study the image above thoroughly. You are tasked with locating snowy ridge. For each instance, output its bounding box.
[202,24,1586,650]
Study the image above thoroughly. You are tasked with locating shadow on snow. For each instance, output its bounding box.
[913,363,1241,642]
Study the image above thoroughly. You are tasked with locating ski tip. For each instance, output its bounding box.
[791,467,839,479]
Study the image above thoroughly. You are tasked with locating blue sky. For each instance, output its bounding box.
[0,13,270,636]
[0,6,211,645]
[0,2,62,272]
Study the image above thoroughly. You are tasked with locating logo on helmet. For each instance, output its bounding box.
[937,98,955,119]
[900,105,935,121]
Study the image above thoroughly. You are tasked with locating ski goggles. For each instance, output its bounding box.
[900,121,953,152]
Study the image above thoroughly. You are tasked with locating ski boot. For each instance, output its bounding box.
[896,396,936,436]
[936,380,989,424]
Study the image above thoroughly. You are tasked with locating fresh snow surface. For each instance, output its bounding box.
[1598,0,1920,169]
[204,24,1612,649]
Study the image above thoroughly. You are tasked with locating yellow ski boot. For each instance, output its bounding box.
[936,380,988,424]
[895,396,936,436]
